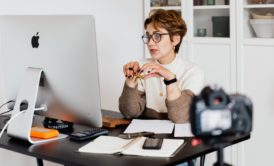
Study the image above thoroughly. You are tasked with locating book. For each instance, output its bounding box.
[78,136,184,157]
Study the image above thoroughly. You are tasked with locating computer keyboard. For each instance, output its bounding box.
[69,128,108,141]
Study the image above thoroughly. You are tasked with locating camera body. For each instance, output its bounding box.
[190,85,253,137]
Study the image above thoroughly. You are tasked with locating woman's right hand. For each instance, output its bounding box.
[123,61,140,88]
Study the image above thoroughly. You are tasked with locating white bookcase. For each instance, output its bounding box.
[144,1,274,166]
[144,0,274,166]
[236,1,274,165]
[143,0,237,166]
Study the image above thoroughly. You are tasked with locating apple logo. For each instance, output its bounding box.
[31,32,40,48]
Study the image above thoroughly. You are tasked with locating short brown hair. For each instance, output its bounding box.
[144,9,187,53]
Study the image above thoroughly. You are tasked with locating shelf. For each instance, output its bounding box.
[192,37,231,44]
[244,4,274,8]
[243,38,274,46]
[151,6,181,10]
[194,5,230,10]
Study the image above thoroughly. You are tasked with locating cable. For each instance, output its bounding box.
[35,105,48,112]
[0,110,25,139]
[0,100,15,111]
[0,109,13,116]
[0,100,14,109]
[0,104,46,116]
[0,104,47,138]
[0,100,15,116]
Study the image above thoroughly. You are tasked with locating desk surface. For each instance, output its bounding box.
[0,110,250,166]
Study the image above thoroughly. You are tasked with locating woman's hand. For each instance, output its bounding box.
[141,62,180,101]
[140,62,175,81]
[123,61,140,88]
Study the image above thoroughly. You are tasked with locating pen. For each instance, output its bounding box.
[118,132,155,139]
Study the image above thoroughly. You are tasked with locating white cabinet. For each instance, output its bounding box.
[190,0,237,93]
[143,1,236,166]
[236,2,274,166]
[144,0,274,166]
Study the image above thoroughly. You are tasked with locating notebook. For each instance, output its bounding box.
[78,136,184,157]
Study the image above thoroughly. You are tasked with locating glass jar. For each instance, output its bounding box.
[207,0,215,5]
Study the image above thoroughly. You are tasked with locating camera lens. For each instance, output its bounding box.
[209,92,227,108]
[212,97,222,105]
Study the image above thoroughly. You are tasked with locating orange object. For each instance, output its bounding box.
[30,126,59,139]
[103,116,130,128]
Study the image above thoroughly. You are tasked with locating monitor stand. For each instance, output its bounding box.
[7,67,67,144]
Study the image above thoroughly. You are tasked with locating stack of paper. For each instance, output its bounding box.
[123,119,194,137]
[174,123,194,137]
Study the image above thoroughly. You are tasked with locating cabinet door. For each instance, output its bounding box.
[238,46,274,166]
[192,44,232,91]
[237,1,274,166]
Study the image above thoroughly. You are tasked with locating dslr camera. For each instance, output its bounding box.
[190,85,253,137]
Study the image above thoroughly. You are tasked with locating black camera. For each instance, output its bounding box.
[190,85,253,137]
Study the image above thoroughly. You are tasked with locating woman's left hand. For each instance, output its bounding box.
[140,62,175,80]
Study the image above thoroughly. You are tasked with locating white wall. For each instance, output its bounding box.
[0,0,144,111]
[0,0,143,165]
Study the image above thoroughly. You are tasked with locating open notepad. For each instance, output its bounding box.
[78,136,184,157]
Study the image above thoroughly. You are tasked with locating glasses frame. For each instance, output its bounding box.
[141,32,169,44]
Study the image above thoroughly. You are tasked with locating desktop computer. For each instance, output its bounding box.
[0,15,103,144]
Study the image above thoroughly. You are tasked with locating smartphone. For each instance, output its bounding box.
[142,138,163,150]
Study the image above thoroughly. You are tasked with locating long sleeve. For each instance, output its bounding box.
[118,83,146,119]
[166,89,194,123]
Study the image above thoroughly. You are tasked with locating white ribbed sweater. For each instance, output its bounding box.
[137,55,204,113]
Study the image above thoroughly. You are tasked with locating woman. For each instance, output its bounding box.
[119,9,204,123]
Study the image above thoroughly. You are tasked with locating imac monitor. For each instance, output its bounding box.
[0,15,102,135]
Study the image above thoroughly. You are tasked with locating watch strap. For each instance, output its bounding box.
[164,77,177,85]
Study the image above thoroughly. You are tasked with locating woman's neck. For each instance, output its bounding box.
[157,52,176,64]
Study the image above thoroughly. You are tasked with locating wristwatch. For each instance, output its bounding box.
[163,77,177,85]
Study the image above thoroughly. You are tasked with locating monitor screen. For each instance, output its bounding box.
[0,15,102,128]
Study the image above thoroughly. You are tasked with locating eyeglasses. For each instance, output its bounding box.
[141,33,169,44]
